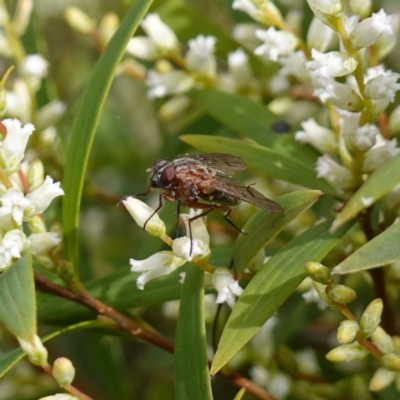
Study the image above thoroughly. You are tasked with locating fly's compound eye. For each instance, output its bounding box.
[159,164,176,187]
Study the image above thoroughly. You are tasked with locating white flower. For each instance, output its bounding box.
[122,197,166,237]
[172,236,209,261]
[232,23,261,51]
[312,78,363,111]
[316,155,356,190]
[0,118,34,172]
[349,9,393,49]
[307,17,335,53]
[295,118,338,154]
[126,37,159,61]
[22,54,49,79]
[37,100,66,130]
[0,188,32,225]
[28,232,61,254]
[365,69,400,103]
[185,35,217,78]
[0,229,27,270]
[26,176,64,215]
[375,13,400,60]
[306,49,358,78]
[141,13,179,55]
[146,70,194,98]
[212,268,243,309]
[338,109,378,152]
[278,51,309,81]
[130,251,186,290]
[254,28,298,62]
[363,138,400,173]
[181,209,210,247]
[228,48,252,87]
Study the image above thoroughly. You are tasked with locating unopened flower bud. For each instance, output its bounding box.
[232,0,283,26]
[369,368,395,391]
[337,320,359,344]
[326,342,368,362]
[360,298,383,338]
[307,17,334,53]
[304,262,331,284]
[98,12,119,46]
[27,215,47,233]
[123,197,166,237]
[388,105,400,136]
[18,334,48,366]
[349,0,371,18]
[27,159,44,191]
[371,327,395,354]
[64,7,95,35]
[327,284,357,304]
[379,353,400,371]
[53,357,75,387]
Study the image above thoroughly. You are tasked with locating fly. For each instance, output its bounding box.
[138,153,283,253]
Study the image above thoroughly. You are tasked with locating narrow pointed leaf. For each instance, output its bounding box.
[181,135,336,196]
[333,222,400,274]
[211,220,351,374]
[331,153,400,231]
[188,89,318,164]
[62,0,153,270]
[175,265,213,400]
[233,190,323,273]
[0,255,35,341]
[0,320,105,378]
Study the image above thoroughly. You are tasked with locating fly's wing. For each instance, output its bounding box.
[191,153,246,176]
[213,175,283,213]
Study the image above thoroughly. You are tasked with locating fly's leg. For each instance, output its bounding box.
[175,203,181,238]
[118,184,152,206]
[140,191,176,231]
[143,192,164,231]
[223,208,247,235]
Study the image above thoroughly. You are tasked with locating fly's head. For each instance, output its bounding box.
[148,159,177,189]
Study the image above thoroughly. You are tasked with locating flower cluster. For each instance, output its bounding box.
[0,119,64,271]
[305,262,400,392]
[124,196,243,308]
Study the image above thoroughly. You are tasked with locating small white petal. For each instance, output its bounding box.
[212,268,243,309]
[185,35,217,77]
[0,188,32,225]
[26,176,64,215]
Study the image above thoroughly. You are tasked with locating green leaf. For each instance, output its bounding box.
[233,190,323,273]
[181,134,336,196]
[0,320,105,378]
[333,222,400,275]
[38,268,186,324]
[211,220,351,374]
[188,89,317,162]
[62,0,153,270]
[331,154,400,231]
[175,265,213,400]
[0,255,35,341]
